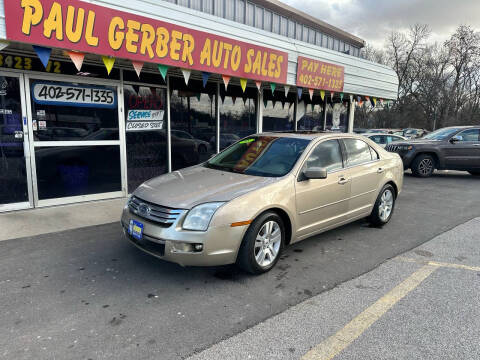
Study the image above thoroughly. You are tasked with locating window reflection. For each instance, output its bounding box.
[170,78,216,169]
[220,85,257,150]
[263,88,295,132]
[297,94,324,131]
[30,80,119,141]
[124,85,168,192]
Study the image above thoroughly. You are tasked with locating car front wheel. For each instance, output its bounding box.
[369,184,396,227]
[237,211,285,274]
[411,154,435,177]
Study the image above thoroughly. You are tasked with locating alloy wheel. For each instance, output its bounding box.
[418,158,434,176]
[254,221,282,267]
[378,189,394,222]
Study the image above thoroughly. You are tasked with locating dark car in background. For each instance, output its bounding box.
[385,126,480,177]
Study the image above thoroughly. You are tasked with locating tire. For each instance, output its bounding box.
[468,171,480,176]
[368,184,396,227]
[237,211,285,275]
[411,154,435,177]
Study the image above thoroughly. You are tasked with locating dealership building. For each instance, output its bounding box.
[0,0,398,212]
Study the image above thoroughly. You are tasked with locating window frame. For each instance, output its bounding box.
[297,138,345,181]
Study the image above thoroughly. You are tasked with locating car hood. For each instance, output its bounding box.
[133,165,278,209]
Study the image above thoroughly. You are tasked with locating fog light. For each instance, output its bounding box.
[194,244,203,252]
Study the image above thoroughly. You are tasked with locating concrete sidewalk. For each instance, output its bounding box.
[0,198,127,241]
[188,217,480,360]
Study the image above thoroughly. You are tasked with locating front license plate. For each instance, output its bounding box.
[128,220,144,240]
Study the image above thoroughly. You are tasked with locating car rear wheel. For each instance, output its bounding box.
[411,154,435,177]
[469,171,480,176]
[237,212,285,275]
[369,184,396,227]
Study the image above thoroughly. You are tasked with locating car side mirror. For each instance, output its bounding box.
[450,135,463,143]
[303,167,328,180]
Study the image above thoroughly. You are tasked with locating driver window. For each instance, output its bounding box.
[456,129,480,142]
[305,139,344,172]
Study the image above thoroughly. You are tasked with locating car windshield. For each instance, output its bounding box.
[423,128,460,140]
[205,136,310,177]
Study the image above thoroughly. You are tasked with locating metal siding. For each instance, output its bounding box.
[0,0,398,99]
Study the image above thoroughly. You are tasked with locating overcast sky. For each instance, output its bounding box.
[282,0,480,47]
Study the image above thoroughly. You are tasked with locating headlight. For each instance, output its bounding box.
[182,202,225,231]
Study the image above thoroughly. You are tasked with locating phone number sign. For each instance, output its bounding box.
[296,57,344,92]
[32,82,117,108]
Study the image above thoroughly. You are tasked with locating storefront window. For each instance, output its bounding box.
[220,85,257,150]
[30,80,119,141]
[124,85,168,193]
[170,78,216,170]
[262,88,296,132]
[297,94,324,130]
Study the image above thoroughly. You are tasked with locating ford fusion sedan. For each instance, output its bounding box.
[121,133,404,274]
[385,126,480,177]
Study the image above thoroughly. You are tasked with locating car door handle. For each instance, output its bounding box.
[338,177,349,185]
[472,144,480,147]
[377,167,385,174]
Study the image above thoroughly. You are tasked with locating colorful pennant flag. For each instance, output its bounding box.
[202,72,210,88]
[270,83,276,94]
[131,60,144,78]
[222,75,231,90]
[373,97,377,107]
[263,98,268,108]
[67,51,85,72]
[196,93,201,102]
[320,90,325,101]
[331,92,335,100]
[255,81,262,91]
[102,56,115,75]
[284,86,290,98]
[240,78,247,93]
[308,89,314,100]
[297,87,303,99]
[340,93,344,102]
[33,46,52,69]
[181,69,191,85]
[0,40,9,52]
[158,64,168,81]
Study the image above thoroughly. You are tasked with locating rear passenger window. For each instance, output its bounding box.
[343,138,375,167]
[305,139,344,172]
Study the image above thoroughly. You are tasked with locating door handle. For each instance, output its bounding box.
[377,167,384,174]
[338,177,349,185]
[472,144,480,147]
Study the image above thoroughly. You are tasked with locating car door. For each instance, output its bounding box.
[443,129,480,169]
[295,139,351,238]
[341,138,383,217]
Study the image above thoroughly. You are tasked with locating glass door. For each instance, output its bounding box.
[0,73,32,211]
[25,74,125,206]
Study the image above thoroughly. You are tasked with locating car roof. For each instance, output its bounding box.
[256,131,362,141]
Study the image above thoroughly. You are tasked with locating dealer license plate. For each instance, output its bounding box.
[128,220,144,240]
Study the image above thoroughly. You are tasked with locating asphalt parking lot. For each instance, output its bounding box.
[0,171,479,359]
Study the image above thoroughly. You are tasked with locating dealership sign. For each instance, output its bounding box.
[5,0,288,83]
[296,57,344,92]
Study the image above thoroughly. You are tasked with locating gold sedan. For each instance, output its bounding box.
[121,133,404,274]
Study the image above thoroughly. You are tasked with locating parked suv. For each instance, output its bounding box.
[385,126,480,177]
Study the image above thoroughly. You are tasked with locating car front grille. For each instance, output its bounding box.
[386,145,399,152]
[128,196,184,227]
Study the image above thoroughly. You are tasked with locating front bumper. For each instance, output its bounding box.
[121,206,247,267]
